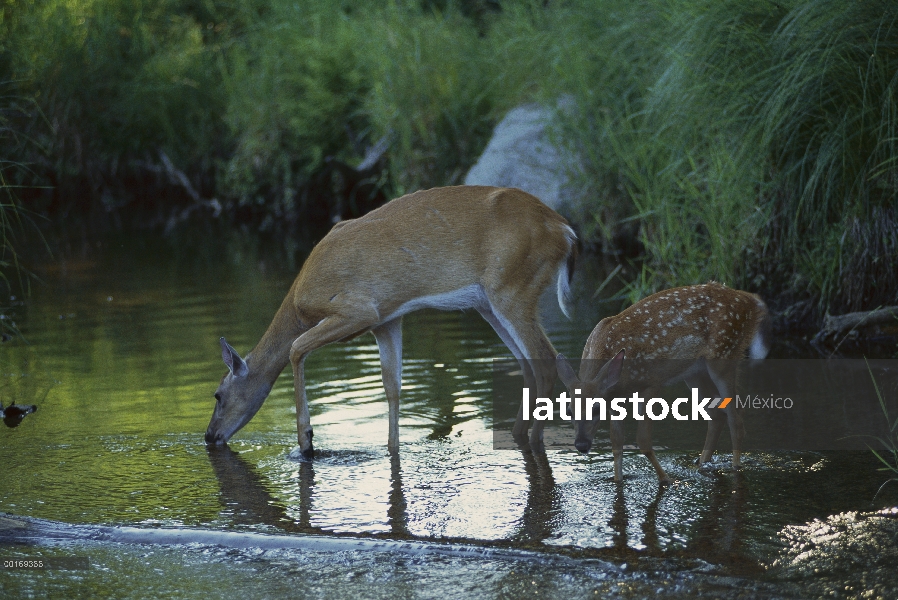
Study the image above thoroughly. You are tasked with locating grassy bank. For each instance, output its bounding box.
[2,0,896,323]
[552,0,898,320]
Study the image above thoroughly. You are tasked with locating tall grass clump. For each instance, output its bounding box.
[865,362,898,499]
[359,2,501,192]
[757,1,898,313]
[543,0,771,293]
[550,0,898,316]
[221,1,370,213]
[0,83,46,339]
[2,0,258,211]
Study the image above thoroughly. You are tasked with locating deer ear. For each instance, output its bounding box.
[593,349,624,390]
[556,354,579,388]
[220,337,249,377]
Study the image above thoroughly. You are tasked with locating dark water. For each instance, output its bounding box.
[1,230,896,598]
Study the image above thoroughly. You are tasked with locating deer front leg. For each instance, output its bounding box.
[289,353,314,460]
[610,419,625,482]
[289,315,372,460]
[372,318,403,451]
[637,388,670,484]
[637,421,670,484]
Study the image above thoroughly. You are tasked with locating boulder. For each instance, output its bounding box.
[464,100,577,211]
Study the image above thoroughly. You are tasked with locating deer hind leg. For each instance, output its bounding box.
[484,297,557,450]
[704,362,744,468]
[372,317,403,451]
[698,413,727,466]
[637,387,671,484]
[517,326,557,450]
[685,372,725,466]
[476,305,535,439]
[289,314,374,460]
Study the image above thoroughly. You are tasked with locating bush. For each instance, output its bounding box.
[2,0,896,318]
[550,0,898,315]
[4,0,231,209]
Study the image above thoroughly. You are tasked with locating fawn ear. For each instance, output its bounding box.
[556,354,579,389]
[593,349,624,391]
[220,337,249,377]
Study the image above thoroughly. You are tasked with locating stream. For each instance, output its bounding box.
[1,229,896,599]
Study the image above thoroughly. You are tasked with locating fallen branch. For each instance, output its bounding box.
[812,306,898,347]
[135,151,222,233]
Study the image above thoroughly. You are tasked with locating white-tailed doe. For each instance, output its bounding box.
[556,282,770,484]
[205,185,577,458]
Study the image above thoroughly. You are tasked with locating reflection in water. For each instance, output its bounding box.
[206,445,315,534]
[608,482,665,558]
[206,445,412,538]
[387,450,409,536]
[1,230,894,596]
[515,441,558,543]
[687,471,748,568]
[298,458,316,533]
[639,485,665,554]
[609,484,629,552]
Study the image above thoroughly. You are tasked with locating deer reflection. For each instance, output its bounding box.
[205,445,410,536]
[206,445,316,533]
[687,470,748,564]
[515,441,560,543]
[386,449,410,536]
[608,482,666,555]
[599,465,754,567]
[604,470,749,563]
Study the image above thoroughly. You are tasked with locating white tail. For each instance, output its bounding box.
[555,232,577,320]
[206,185,577,457]
[556,282,770,484]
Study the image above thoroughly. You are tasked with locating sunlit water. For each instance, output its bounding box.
[1,230,896,598]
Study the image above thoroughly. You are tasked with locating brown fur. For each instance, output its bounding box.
[206,186,578,457]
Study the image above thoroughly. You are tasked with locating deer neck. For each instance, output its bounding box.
[246,297,309,385]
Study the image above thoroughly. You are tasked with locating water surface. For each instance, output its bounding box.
[1,230,896,598]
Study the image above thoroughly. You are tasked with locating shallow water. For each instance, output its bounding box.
[1,230,896,598]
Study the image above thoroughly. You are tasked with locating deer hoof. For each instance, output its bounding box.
[289,429,314,461]
[288,445,315,461]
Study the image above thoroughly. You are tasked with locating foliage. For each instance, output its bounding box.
[1,0,896,317]
[0,83,44,339]
[549,0,898,314]
[866,361,898,498]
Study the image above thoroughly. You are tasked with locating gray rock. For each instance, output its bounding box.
[464,100,578,211]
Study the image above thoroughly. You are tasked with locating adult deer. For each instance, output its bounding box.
[556,282,770,484]
[205,185,577,459]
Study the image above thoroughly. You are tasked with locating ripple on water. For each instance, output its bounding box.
[2,234,894,598]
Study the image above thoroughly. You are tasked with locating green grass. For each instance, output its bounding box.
[1,0,896,318]
[550,0,898,314]
[866,361,898,500]
[0,81,46,339]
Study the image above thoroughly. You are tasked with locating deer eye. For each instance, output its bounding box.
[214,392,222,404]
